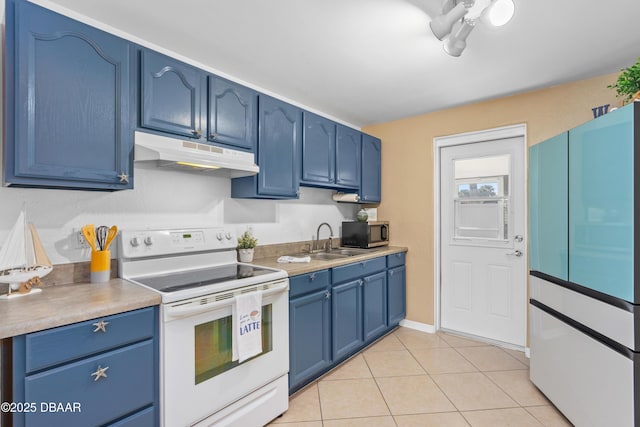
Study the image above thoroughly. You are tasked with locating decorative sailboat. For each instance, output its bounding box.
[0,210,52,299]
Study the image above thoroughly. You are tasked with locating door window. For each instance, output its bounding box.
[452,155,511,244]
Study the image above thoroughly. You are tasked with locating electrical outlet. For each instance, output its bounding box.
[74,229,90,249]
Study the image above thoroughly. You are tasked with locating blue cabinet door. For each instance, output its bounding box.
[387,265,406,326]
[360,134,382,202]
[257,96,301,196]
[332,279,363,361]
[289,289,331,392]
[336,125,361,188]
[529,133,569,281]
[569,105,636,302]
[301,112,336,185]
[207,75,256,151]
[140,49,206,139]
[231,95,301,198]
[4,0,133,190]
[22,341,155,427]
[363,271,387,341]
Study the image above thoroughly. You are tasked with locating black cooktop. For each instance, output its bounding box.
[131,264,275,293]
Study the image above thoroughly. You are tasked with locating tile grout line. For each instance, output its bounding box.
[395,331,470,419]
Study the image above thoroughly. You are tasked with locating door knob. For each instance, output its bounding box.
[507,250,523,257]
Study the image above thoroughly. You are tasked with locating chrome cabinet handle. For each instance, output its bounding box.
[389,270,394,277]
[514,235,524,243]
[118,173,129,184]
[91,365,109,381]
[324,291,331,299]
[192,129,202,138]
[358,279,364,287]
[507,250,523,257]
[92,320,110,333]
[309,273,316,281]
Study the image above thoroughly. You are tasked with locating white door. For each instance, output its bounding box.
[439,135,526,346]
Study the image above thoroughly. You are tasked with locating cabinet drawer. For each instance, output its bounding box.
[25,307,155,373]
[290,270,330,298]
[107,406,155,427]
[24,340,155,427]
[387,252,406,268]
[332,257,386,284]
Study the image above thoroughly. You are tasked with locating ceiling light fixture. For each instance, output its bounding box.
[430,0,515,57]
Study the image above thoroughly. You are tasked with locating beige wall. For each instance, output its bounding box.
[363,72,620,326]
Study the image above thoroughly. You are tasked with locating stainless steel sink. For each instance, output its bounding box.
[330,248,371,256]
[290,248,371,260]
[308,252,349,260]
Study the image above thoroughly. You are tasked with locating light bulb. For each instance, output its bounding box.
[484,0,514,27]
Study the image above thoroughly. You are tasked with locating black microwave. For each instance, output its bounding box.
[341,221,389,249]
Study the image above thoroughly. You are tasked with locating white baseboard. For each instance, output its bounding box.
[398,319,436,334]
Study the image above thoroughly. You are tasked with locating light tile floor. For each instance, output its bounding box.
[269,327,572,427]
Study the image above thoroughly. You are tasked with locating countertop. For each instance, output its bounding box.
[0,279,161,339]
[0,246,406,339]
[253,245,408,277]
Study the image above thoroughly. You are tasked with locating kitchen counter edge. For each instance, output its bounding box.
[0,279,161,339]
[254,246,408,277]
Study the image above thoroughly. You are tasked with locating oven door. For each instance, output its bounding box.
[160,279,289,427]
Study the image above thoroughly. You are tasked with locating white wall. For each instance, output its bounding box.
[0,0,359,267]
[0,163,358,265]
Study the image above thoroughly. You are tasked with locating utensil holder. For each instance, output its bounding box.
[90,250,111,283]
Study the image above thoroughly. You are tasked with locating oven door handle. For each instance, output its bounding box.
[164,281,289,320]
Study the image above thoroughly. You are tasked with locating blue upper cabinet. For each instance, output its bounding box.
[335,125,361,188]
[529,133,568,281]
[4,0,134,190]
[140,49,206,140]
[231,95,301,198]
[569,104,637,302]
[207,76,256,151]
[301,112,336,185]
[360,134,382,203]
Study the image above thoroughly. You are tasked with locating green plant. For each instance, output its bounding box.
[237,231,258,249]
[608,57,640,103]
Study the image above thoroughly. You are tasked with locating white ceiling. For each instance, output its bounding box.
[36,0,640,127]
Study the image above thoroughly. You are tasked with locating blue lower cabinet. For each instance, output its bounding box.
[387,265,406,326]
[332,279,364,361]
[11,307,159,427]
[289,288,331,392]
[288,254,407,393]
[363,272,388,341]
[23,342,154,427]
[107,406,156,427]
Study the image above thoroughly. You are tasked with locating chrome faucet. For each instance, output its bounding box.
[315,222,334,252]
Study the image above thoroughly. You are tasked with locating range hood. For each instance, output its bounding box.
[134,131,259,178]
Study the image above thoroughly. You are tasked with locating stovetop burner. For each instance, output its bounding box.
[131,264,275,293]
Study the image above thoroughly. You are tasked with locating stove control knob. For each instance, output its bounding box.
[216,232,224,241]
[144,236,153,246]
[130,237,141,247]
[225,232,232,240]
